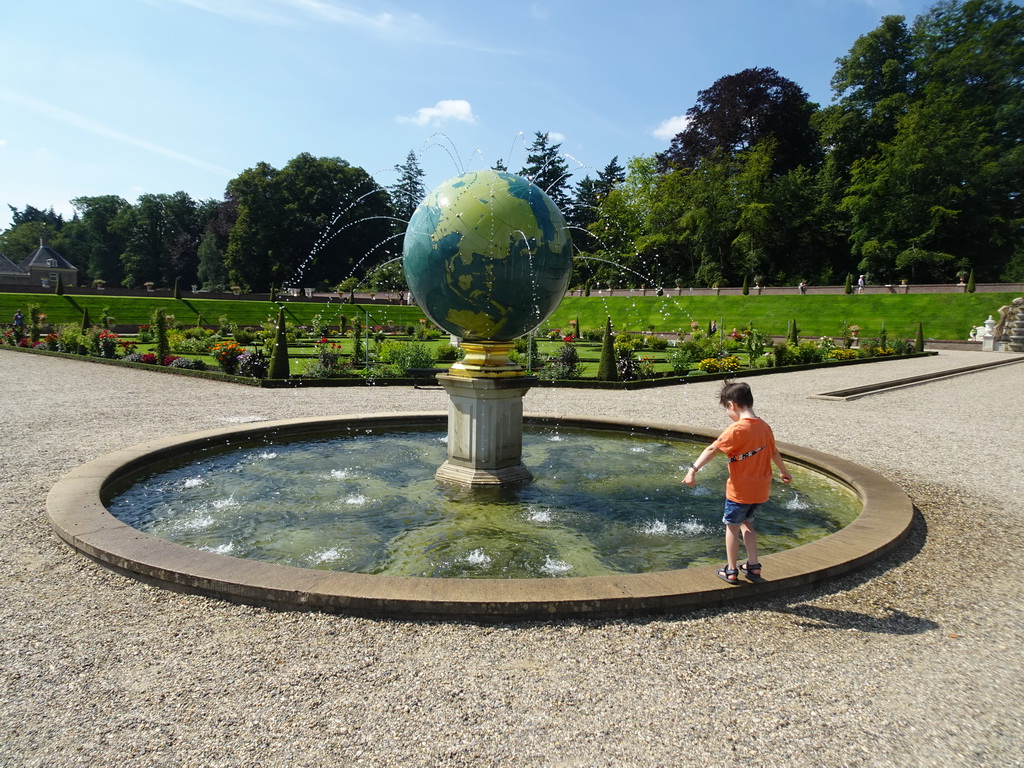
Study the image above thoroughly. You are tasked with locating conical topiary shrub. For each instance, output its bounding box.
[844,273,853,294]
[173,277,182,300]
[152,306,170,363]
[55,274,64,296]
[81,307,92,332]
[742,275,749,295]
[915,322,924,353]
[597,316,617,381]
[267,307,290,379]
[967,269,976,293]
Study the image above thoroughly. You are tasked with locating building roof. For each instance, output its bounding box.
[0,253,29,276]
[20,243,77,270]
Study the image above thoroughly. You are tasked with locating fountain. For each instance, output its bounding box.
[402,169,572,485]
[46,169,915,619]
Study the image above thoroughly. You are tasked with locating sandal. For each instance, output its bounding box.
[716,566,739,585]
[739,562,765,583]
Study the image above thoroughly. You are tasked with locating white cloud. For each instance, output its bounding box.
[652,114,691,141]
[398,100,477,127]
[548,131,566,142]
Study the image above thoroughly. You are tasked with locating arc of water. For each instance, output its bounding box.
[423,132,466,175]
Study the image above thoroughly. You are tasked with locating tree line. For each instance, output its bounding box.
[1,0,1020,293]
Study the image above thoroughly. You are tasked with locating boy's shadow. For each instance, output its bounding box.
[774,603,939,635]
[769,506,939,635]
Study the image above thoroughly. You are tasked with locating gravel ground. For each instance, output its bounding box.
[1,349,1021,768]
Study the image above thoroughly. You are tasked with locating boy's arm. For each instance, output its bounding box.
[682,441,720,487]
[772,449,792,484]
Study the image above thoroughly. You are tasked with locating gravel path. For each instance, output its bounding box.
[1,349,1021,768]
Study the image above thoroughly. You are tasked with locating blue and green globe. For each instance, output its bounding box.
[402,170,573,341]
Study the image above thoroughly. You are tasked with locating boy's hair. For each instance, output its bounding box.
[719,381,754,409]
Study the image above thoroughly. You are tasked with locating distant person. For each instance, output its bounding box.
[12,310,24,337]
[857,275,866,294]
[683,382,792,585]
[798,280,807,295]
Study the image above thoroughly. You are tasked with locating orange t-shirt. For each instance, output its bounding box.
[714,417,777,504]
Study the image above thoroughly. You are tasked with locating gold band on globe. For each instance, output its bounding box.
[448,341,524,378]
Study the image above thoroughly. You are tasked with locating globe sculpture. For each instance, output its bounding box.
[402,169,573,485]
[403,169,572,351]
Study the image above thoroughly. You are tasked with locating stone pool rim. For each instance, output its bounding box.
[47,413,913,620]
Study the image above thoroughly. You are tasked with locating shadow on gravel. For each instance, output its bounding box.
[750,506,938,635]
[774,604,939,635]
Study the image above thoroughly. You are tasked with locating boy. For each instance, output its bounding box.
[683,382,792,584]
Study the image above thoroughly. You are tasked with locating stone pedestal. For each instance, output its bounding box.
[435,373,534,486]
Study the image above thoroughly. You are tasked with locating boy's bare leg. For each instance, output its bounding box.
[741,521,759,570]
[725,524,741,570]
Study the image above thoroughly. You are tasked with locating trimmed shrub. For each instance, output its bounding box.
[435,344,464,363]
[376,340,435,371]
[597,316,617,381]
[237,350,268,378]
[539,342,584,380]
[696,356,742,374]
[267,307,290,379]
[169,357,208,371]
[829,349,858,361]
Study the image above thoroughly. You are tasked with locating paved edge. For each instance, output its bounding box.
[809,355,1024,400]
[46,413,914,621]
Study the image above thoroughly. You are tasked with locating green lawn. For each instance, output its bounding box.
[1,290,1018,341]
[0,293,423,330]
[548,293,1017,340]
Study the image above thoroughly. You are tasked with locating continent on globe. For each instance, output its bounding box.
[402,170,573,342]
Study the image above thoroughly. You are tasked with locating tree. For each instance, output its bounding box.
[389,150,427,223]
[835,1,1024,282]
[586,156,664,288]
[7,204,64,230]
[224,153,393,292]
[566,174,600,256]
[196,231,227,289]
[519,132,573,211]
[568,157,628,260]
[68,195,130,284]
[595,156,626,199]
[658,67,821,175]
[0,206,68,262]
[818,15,916,175]
[113,192,210,288]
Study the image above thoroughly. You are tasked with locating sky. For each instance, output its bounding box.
[0,0,943,231]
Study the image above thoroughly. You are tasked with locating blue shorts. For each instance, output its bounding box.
[723,500,761,525]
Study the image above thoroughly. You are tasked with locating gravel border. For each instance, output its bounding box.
[1,349,1021,767]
